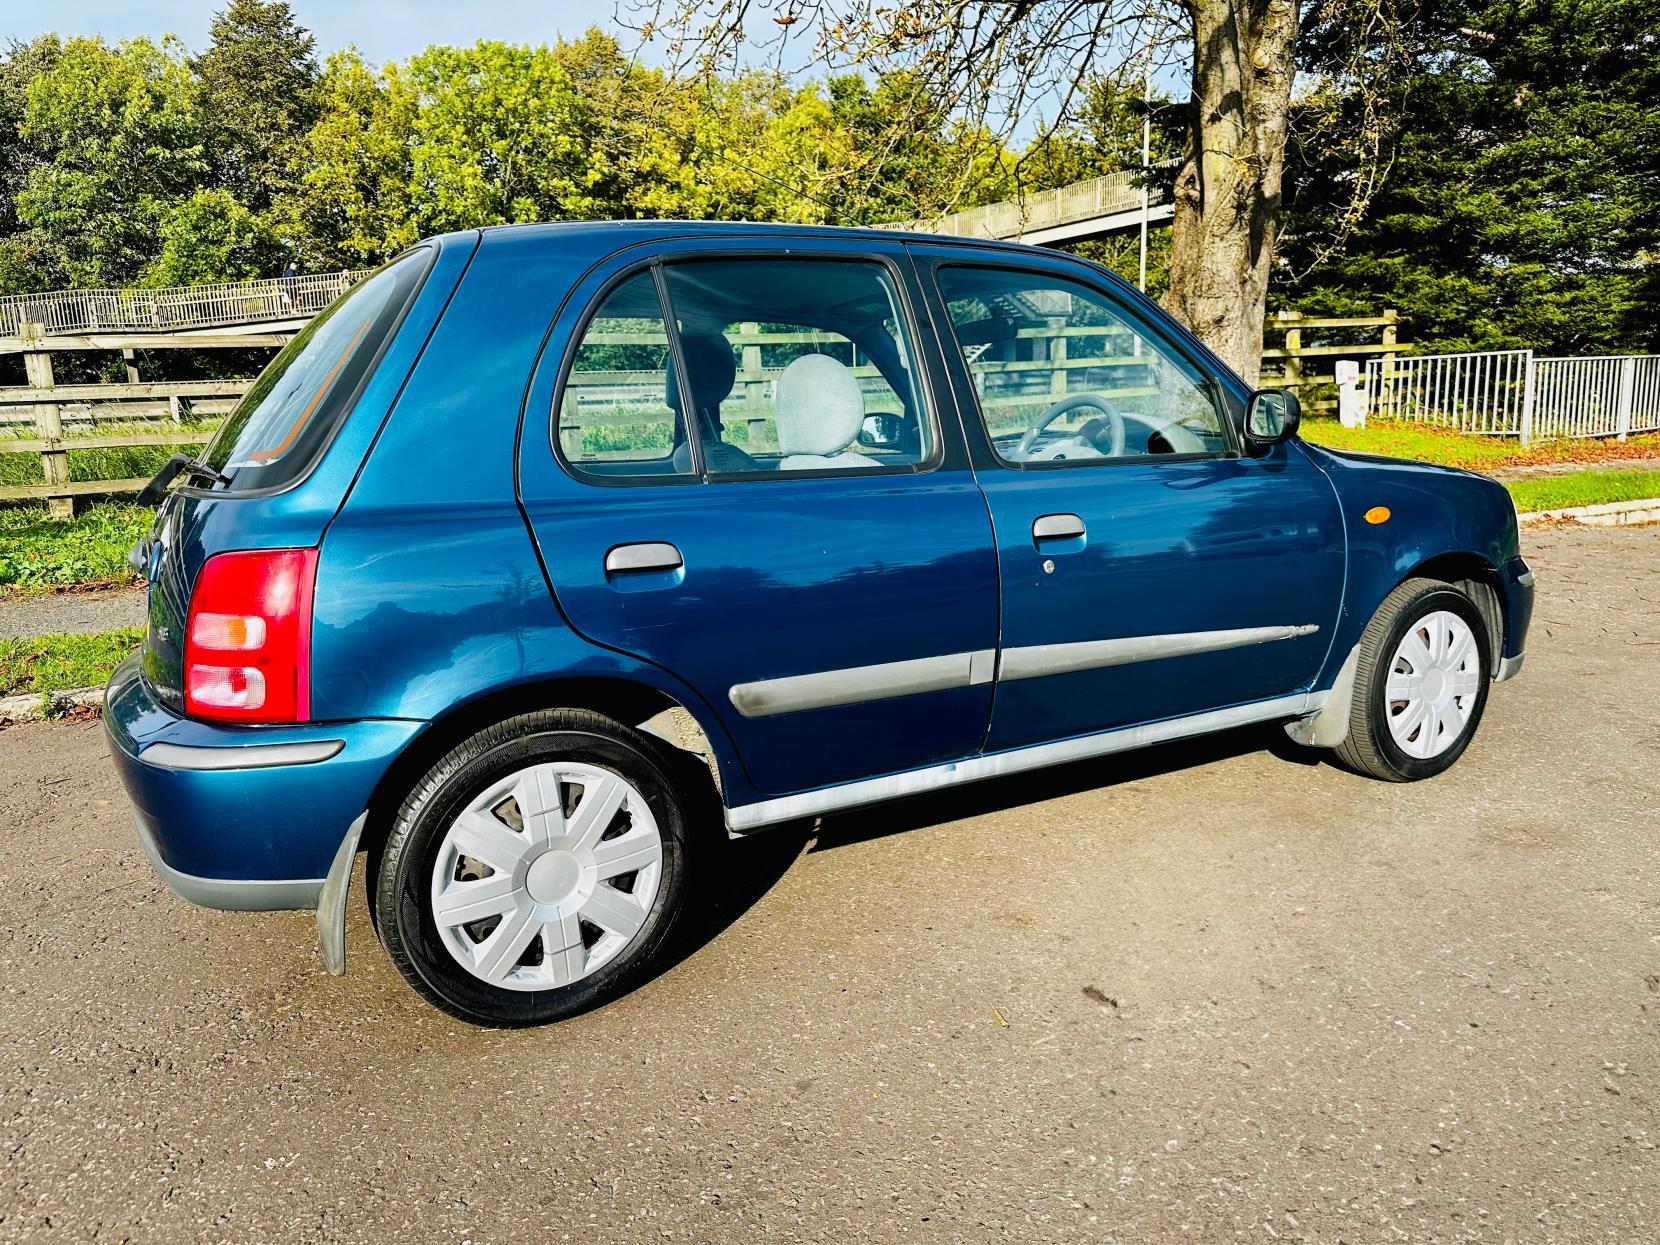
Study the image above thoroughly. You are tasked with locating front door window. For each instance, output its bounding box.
[936,266,1232,464]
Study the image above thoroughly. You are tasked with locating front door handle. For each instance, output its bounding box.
[1032,513,1086,542]
[605,542,683,575]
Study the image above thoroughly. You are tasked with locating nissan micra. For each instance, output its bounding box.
[106,222,1534,1026]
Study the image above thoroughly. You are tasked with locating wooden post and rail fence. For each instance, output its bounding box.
[1,310,1406,515]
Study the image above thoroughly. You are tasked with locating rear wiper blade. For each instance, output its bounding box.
[136,452,230,506]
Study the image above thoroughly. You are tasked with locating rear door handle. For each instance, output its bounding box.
[1032,513,1086,541]
[605,542,683,574]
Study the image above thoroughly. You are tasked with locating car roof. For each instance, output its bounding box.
[468,217,1068,258]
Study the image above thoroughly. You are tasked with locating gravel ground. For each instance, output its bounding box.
[0,586,146,639]
[0,523,1655,1244]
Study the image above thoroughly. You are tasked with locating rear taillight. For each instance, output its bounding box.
[184,549,317,723]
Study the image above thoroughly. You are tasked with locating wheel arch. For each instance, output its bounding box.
[357,675,732,873]
[1398,550,1506,674]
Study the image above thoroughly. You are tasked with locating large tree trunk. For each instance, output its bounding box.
[1162,0,1298,388]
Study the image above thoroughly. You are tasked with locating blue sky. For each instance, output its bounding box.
[1,1,611,66]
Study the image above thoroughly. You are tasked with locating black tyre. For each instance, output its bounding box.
[373,709,690,1026]
[1334,578,1493,782]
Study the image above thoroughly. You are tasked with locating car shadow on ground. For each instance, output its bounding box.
[811,723,1325,852]
[648,723,1327,982]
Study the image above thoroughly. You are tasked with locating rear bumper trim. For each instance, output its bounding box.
[130,810,324,911]
[140,739,344,770]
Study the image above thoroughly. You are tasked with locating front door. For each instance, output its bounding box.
[519,240,999,795]
[916,252,1346,753]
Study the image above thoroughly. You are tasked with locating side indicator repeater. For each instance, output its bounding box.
[1364,506,1392,525]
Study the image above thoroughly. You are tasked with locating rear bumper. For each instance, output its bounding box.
[104,652,423,909]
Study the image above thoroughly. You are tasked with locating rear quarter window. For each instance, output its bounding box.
[199,248,433,492]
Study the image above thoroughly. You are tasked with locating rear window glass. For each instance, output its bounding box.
[200,249,432,491]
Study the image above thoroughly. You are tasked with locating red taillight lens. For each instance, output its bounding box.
[184,548,317,723]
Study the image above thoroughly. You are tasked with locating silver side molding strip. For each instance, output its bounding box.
[998,625,1320,682]
[729,649,995,719]
[726,691,1325,833]
[727,626,1319,720]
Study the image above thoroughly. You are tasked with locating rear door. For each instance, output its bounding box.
[914,248,1345,752]
[518,237,999,795]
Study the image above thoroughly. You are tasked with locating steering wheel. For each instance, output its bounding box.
[1016,393,1126,460]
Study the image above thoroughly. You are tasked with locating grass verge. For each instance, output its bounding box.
[0,628,142,697]
[0,503,152,591]
[1302,418,1660,471]
[1506,469,1660,513]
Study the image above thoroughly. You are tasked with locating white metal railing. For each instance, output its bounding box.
[0,270,369,337]
[1363,350,1534,438]
[1363,349,1658,444]
[1533,355,1660,440]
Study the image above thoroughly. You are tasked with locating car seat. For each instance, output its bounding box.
[775,354,870,471]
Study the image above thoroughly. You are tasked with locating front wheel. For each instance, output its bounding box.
[373,709,690,1026]
[1335,578,1493,782]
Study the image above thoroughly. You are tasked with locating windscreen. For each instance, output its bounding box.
[200,249,432,491]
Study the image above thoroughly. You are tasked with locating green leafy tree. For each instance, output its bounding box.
[192,0,320,213]
[406,41,606,230]
[1281,0,1660,354]
[275,49,417,267]
[15,36,206,287]
[0,35,65,292]
[146,187,279,285]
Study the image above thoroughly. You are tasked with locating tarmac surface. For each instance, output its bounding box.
[0,522,1656,1243]
[0,584,146,639]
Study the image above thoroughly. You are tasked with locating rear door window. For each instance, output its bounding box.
[657,257,933,476]
[199,249,432,492]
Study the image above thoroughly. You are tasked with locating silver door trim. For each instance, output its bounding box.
[725,690,1326,832]
[997,624,1320,682]
[729,649,996,719]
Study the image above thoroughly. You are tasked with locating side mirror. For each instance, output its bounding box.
[857,412,904,449]
[1245,388,1301,451]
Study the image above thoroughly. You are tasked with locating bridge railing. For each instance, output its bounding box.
[0,270,369,338]
[896,170,1156,241]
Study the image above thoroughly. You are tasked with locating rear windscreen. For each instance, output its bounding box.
[199,249,433,492]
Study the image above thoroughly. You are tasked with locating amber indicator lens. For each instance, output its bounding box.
[1364,506,1392,525]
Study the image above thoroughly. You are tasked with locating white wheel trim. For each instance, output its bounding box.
[1384,609,1482,760]
[430,761,664,992]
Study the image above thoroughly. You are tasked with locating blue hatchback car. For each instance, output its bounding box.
[105,222,1534,1025]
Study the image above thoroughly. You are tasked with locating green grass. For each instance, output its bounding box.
[0,628,143,697]
[1506,469,1660,513]
[0,503,153,590]
[1301,417,1660,471]
[1301,417,1521,469]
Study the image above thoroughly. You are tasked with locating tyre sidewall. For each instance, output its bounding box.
[1367,587,1492,781]
[384,725,688,1027]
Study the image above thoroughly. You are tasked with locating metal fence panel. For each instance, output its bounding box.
[1364,350,1533,437]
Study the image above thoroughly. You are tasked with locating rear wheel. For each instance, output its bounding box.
[1335,578,1492,782]
[374,709,689,1026]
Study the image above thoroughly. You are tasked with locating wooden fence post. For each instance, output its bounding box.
[740,322,768,448]
[1048,319,1068,396]
[123,349,140,384]
[22,322,72,517]
[1280,310,1303,390]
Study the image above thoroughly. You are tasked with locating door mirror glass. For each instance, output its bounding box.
[1246,389,1301,446]
[857,412,904,449]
